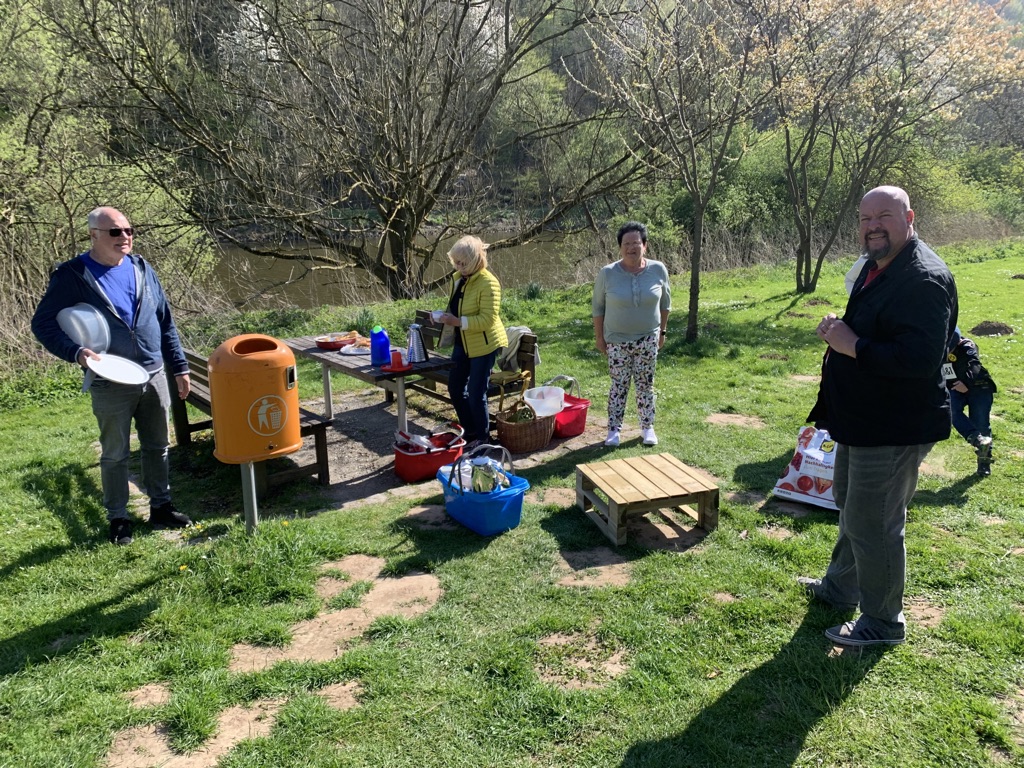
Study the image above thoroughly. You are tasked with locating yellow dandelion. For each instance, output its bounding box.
[179,565,188,571]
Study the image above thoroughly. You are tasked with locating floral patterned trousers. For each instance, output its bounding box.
[606,333,658,431]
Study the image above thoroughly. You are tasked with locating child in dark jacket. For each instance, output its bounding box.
[944,330,997,476]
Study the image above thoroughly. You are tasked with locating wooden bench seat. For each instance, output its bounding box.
[402,310,537,412]
[169,349,330,494]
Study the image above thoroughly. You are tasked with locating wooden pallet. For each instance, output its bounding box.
[576,453,719,546]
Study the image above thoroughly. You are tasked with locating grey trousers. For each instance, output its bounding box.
[90,372,172,520]
[820,442,934,632]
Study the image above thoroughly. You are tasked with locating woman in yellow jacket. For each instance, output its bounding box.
[438,236,508,448]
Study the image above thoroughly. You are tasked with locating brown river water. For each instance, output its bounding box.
[214,232,603,308]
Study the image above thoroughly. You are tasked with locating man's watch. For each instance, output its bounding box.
[659,329,667,336]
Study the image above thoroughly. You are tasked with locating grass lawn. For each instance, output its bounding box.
[1,241,1022,768]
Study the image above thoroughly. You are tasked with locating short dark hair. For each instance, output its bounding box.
[617,221,648,246]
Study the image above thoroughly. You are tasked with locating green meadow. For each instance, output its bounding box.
[1,241,1022,767]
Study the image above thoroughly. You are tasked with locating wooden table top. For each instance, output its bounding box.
[283,335,453,385]
[577,453,718,505]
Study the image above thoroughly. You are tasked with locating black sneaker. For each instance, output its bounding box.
[825,618,905,647]
[977,458,992,477]
[149,502,192,529]
[109,518,134,546]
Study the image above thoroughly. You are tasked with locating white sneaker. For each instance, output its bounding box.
[604,430,620,447]
[641,427,658,446]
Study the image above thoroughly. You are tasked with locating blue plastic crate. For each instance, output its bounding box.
[436,466,529,536]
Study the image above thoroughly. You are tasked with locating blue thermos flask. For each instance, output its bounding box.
[370,325,390,366]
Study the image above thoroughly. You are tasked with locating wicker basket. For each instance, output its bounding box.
[495,399,555,454]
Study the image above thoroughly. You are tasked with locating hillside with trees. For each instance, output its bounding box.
[2,0,1023,361]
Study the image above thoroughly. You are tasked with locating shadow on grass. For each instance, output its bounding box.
[912,471,985,507]
[21,462,106,542]
[0,580,160,675]
[620,609,885,768]
[385,499,508,572]
[733,447,798,495]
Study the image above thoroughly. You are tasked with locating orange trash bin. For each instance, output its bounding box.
[208,334,302,464]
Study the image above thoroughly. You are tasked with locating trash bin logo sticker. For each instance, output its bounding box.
[247,395,288,436]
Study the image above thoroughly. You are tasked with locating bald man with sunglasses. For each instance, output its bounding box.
[32,207,193,545]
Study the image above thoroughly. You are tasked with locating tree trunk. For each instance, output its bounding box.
[686,210,705,342]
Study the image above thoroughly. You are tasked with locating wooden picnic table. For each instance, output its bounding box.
[283,335,454,433]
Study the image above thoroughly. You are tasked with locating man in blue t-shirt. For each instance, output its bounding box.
[32,207,193,545]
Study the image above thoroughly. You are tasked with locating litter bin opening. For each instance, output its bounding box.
[233,337,279,355]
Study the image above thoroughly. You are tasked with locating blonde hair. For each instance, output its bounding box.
[447,235,488,274]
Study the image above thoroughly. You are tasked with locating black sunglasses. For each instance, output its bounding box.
[91,227,134,237]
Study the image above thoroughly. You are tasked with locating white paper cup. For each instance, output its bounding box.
[430,310,444,323]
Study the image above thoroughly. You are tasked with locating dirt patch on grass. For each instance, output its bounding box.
[229,555,441,673]
[706,413,767,429]
[628,509,709,552]
[535,632,628,690]
[111,681,362,766]
[762,498,815,518]
[107,699,283,768]
[759,525,794,541]
[402,503,461,530]
[527,487,577,507]
[997,689,1024,749]
[905,597,945,628]
[789,374,819,384]
[969,321,1014,336]
[126,683,171,709]
[555,547,632,587]
[317,681,363,710]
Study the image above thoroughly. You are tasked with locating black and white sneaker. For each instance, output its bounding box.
[149,502,192,529]
[109,518,134,546]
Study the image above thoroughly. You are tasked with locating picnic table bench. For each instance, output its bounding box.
[169,349,331,494]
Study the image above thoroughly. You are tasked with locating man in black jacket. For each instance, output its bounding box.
[799,186,958,647]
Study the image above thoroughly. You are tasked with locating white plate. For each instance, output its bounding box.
[339,345,371,355]
[86,354,150,384]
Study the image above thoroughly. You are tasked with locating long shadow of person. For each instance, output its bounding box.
[620,609,887,768]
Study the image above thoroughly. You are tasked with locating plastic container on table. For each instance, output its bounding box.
[437,444,529,536]
[370,325,390,366]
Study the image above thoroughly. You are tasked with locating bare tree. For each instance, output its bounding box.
[745,0,1024,292]
[0,0,215,367]
[583,0,770,341]
[45,0,648,301]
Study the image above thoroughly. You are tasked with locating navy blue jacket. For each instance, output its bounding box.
[945,334,997,393]
[31,252,188,378]
[808,238,958,446]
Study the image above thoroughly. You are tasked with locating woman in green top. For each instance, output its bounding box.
[592,222,671,447]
